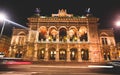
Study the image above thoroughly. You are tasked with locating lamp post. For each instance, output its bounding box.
[0,13,6,37]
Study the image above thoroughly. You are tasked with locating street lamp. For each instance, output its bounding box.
[0,13,7,37]
[116,21,120,26]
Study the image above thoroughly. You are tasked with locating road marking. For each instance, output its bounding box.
[88,65,113,68]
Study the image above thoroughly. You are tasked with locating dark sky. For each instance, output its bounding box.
[0,0,120,42]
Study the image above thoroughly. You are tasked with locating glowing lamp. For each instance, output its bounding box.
[0,13,6,21]
[116,21,120,26]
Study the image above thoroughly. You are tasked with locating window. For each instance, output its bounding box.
[18,37,24,45]
[101,38,108,45]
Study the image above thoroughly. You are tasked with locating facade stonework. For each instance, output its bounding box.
[9,9,116,62]
[0,36,10,57]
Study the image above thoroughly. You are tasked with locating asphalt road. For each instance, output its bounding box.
[0,64,120,75]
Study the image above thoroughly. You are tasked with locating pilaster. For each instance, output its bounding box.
[44,44,48,61]
[55,44,59,61]
[67,45,71,62]
[33,43,38,61]
[78,45,82,62]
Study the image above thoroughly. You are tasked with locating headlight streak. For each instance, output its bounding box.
[88,65,114,68]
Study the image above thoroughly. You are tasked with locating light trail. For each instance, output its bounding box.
[88,65,114,68]
[5,19,28,30]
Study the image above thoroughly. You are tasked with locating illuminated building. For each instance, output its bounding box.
[0,36,10,57]
[9,9,116,62]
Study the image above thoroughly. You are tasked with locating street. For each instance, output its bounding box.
[0,63,120,75]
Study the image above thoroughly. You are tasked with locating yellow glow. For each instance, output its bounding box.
[41,50,44,54]
[48,36,51,40]
[74,37,77,40]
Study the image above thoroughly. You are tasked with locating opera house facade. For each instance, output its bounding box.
[9,9,117,62]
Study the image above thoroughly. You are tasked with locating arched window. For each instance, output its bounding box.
[48,48,56,60]
[48,27,57,41]
[59,28,67,42]
[38,26,47,41]
[18,32,26,45]
[69,27,77,42]
[59,49,66,60]
[81,49,89,60]
[70,48,77,60]
[79,26,88,41]
[39,49,45,59]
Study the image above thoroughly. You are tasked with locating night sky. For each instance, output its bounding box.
[0,0,120,42]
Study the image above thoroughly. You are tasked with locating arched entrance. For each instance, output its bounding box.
[70,48,77,60]
[103,52,111,61]
[38,48,45,59]
[49,48,56,60]
[59,49,66,60]
[15,51,22,58]
[81,49,89,60]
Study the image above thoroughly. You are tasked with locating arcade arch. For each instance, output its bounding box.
[38,26,47,41]
[48,27,57,41]
[59,27,67,41]
[79,26,88,41]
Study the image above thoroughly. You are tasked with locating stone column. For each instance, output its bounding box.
[35,31,39,42]
[55,44,59,61]
[28,29,31,42]
[8,47,12,57]
[78,45,82,62]
[44,44,48,61]
[67,45,71,62]
[33,43,38,61]
[57,31,59,42]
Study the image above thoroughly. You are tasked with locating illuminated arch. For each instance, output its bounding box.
[48,47,56,60]
[18,32,26,35]
[70,48,78,60]
[59,27,67,41]
[39,26,47,35]
[79,26,88,41]
[69,26,78,31]
[48,26,58,41]
[38,26,47,41]
[100,32,108,36]
[48,26,57,31]
[79,26,87,35]
[38,48,45,59]
[58,26,67,31]
[59,48,67,60]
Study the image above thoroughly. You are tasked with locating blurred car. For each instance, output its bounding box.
[107,60,120,67]
[0,52,5,58]
[0,57,32,65]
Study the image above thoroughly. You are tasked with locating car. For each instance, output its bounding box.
[0,52,5,58]
[107,60,120,67]
[0,57,32,65]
